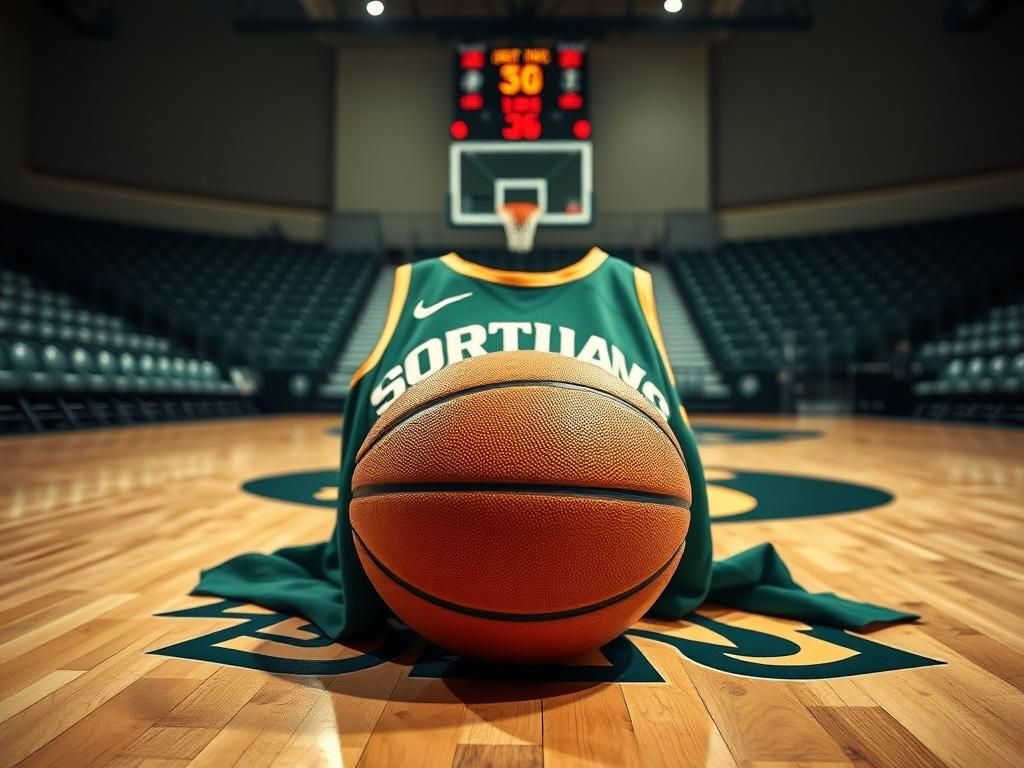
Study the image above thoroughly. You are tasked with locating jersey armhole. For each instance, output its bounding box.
[633,267,677,389]
[350,263,412,387]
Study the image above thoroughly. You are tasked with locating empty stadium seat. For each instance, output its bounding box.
[0,343,18,390]
[0,261,241,401]
[912,297,1024,397]
[10,341,47,390]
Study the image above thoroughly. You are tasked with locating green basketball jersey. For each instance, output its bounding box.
[195,251,915,640]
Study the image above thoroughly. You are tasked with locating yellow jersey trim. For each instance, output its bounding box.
[634,267,677,387]
[350,264,411,386]
[439,247,608,287]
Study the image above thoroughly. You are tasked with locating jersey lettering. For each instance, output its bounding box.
[611,346,647,390]
[576,335,613,375]
[488,321,533,351]
[405,338,444,385]
[445,324,487,362]
[533,322,552,352]
[369,364,406,411]
[369,322,669,419]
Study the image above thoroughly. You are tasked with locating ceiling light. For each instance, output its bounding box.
[366,1,384,16]
[664,0,683,12]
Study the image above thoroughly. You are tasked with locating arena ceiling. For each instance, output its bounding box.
[235,0,815,37]
[45,0,1015,39]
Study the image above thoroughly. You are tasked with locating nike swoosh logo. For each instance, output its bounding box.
[413,292,473,319]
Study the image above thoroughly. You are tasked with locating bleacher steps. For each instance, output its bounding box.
[319,268,395,400]
[645,262,730,400]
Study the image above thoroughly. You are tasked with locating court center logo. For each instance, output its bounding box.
[152,599,940,682]
[241,466,894,523]
[189,456,916,680]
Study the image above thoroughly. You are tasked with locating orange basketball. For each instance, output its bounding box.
[350,350,691,663]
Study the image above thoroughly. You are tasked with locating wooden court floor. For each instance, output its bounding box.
[0,414,1021,768]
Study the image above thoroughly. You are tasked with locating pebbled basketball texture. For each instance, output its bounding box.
[351,350,691,663]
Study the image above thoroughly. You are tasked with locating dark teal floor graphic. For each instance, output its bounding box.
[153,599,940,682]
[242,466,893,522]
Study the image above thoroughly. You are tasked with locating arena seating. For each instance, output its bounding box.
[0,267,242,392]
[913,298,1024,397]
[1,204,381,432]
[0,266,258,433]
[3,203,1020,430]
[669,210,1022,376]
[4,206,379,373]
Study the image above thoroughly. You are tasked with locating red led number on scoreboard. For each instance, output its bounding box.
[503,112,542,140]
[498,63,544,96]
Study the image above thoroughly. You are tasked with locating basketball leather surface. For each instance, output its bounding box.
[351,350,691,663]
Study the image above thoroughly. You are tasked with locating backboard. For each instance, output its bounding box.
[449,141,593,227]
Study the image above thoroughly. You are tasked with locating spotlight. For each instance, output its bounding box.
[664,0,683,12]
[366,1,384,16]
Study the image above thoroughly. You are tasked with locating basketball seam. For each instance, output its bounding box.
[352,528,685,623]
[356,378,684,465]
[351,481,690,507]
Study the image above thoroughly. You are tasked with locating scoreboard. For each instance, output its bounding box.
[451,43,590,142]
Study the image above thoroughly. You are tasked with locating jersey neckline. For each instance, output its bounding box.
[439,247,608,287]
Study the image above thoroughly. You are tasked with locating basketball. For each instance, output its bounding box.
[349,350,691,663]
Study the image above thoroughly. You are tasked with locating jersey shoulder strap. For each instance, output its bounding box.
[630,263,677,389]
[432,248,609,288]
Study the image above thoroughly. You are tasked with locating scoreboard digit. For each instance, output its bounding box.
[452,42,590,142]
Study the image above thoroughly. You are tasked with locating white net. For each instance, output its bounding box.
[498,202,542,253]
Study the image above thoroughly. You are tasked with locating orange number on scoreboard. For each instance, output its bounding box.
[498,63,544,96]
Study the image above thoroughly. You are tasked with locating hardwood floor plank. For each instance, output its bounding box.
[914,606,1024,693]
[0,590,80,633]
[542,683,642,768]
[0,669,83,725]
[453,743,543,768]
[0,618,134,699]
[0,627,169,768]
[185,677,320,768]
[622,638,738,768]
[121,726,219,761]
[157,666,268,730]
[808,705,948,768]
[356,676,465,768]
[0,592,135,664]
[290,655,411,767]
[12,677,201,768]
[686,663,854,768]
[456,681,543,746]
[854,670,1022,768]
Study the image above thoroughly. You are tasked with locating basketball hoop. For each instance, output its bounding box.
[499,202,542,253]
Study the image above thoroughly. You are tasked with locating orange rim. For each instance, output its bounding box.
[500,201,541,225]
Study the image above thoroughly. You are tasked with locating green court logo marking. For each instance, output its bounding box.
[243,469,340,509]
[152,599,940,682]
[242,467,893,523]
[693,424,822,444]
[705,468,892,523]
